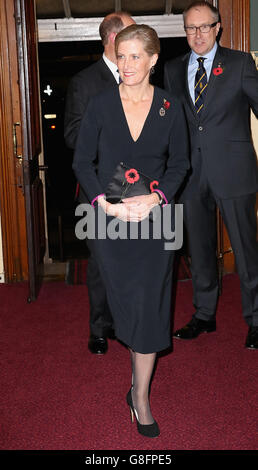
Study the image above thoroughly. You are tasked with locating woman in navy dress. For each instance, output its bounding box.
[73,24,189,438]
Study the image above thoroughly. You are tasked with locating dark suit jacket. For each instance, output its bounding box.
[64,57,117,150]
[164,46,258,200]
[64,57,117,202]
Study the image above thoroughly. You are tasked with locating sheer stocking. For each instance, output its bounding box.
[129,348,157,425]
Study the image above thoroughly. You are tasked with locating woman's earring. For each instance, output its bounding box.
[150,66,155,75]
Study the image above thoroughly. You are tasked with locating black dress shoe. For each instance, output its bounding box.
[173,317,216,340]
[245,326,258,350]
[126,389,160,438]
[88,335,108,354]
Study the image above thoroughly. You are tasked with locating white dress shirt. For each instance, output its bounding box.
[103,53,120,84]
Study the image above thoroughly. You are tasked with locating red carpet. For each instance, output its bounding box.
[0,275,257,450]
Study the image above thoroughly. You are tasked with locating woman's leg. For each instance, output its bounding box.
[129,348,157,425]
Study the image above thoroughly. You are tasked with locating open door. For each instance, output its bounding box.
[15,0,45,301]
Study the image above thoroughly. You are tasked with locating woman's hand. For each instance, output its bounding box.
[121,193,160,221]
[97,193,160,222]
[96,196,131,221]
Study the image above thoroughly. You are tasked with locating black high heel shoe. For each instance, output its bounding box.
[126,388,160,438]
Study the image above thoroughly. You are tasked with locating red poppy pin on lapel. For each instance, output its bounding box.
[213,65,223,76]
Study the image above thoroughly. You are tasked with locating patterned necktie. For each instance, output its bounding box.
[194,57,207,114]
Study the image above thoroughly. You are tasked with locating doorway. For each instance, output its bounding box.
[38,36,189,263]
[0,0,249,294]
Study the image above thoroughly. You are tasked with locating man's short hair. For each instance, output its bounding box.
[183,1,219,24]
[99,12,132,45]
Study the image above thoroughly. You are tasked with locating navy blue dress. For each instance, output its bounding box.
[73,85,189,353]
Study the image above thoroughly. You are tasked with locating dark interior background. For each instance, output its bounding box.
[38,36,189,261]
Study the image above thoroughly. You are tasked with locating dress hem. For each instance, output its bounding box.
[115,332,171,355]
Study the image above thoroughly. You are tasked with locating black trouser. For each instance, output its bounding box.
[183,190,258,327]
[86,238,113,337]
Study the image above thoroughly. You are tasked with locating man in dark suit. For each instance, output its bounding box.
[164,1,258,349]
[64,12,135,354]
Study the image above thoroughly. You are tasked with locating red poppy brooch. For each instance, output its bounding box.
[125,168,140,184]
[159,99,171,116]
[213,65,223,76]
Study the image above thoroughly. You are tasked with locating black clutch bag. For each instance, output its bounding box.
[105,162,159,204]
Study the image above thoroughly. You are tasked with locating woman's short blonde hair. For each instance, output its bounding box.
[115,24,160,57]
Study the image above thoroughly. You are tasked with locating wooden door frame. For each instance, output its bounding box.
[219,0,250,52]
[0,0,251,282]
[0,0,28,282]
[216,0,250,274]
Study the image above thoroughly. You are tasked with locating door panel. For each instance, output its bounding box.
[15,0,45,300]
[0,0,28,282]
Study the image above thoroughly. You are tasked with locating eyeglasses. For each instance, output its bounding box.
[184,22,218,35]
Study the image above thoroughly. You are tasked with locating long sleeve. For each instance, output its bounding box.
[64,60,117,150]
[72,98,104,202]
[73,87,190,206]
[153,99,190,202]
[64,74,91,150]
